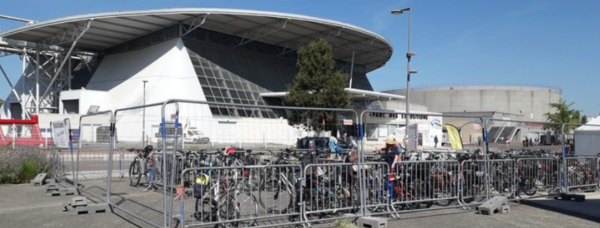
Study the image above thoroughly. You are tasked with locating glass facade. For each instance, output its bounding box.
[186,43,279,118]
[184,30,376,118]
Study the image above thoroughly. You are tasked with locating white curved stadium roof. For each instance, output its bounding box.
[0,8,393,72]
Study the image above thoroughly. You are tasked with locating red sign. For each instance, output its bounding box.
[343,119,353,126]
[523,122,546,127]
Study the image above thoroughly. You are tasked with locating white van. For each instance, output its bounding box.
[184,127,210,144]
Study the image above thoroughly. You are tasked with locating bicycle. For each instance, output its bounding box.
[128,145,156,187]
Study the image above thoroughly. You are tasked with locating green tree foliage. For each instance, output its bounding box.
[543,99,581,133]
[581,115,588,125]
[285,39,350,132]
[0,99,3,107]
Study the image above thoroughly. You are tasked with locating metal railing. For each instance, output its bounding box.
[564,156,598,192]
[43,100,600,228]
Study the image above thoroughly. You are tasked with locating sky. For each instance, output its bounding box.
[0,0,599,115]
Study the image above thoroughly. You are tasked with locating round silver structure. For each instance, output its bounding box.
[385,85,562,122]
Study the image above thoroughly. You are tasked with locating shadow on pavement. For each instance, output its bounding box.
[522,197,600,223]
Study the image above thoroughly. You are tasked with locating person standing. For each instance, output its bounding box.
[328,135,338,152]
[379,135,402,168]
[434,135,439,148]
[529,138,533,147]
[477,136,482,147]
[348,135,358,149]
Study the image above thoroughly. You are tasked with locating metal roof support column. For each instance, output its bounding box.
[67,56,71,90]
[234,19,289,48]
[0,64,23,107]
[35,44,39,114]
[40,20,92,108]
[349,51,355,88]
[181,14,208,37]
[22,48,27,118]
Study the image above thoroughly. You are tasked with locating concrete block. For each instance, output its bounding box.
[46,187,77,197]
[478,196,508,215]
[30,173,47,186]
[357,217,387,228]
[63,197,109,215]
[500,205,510,214]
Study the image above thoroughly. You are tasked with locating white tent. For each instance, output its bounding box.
[574,116,600,156]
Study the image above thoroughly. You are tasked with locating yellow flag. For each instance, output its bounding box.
[445,124,463,150]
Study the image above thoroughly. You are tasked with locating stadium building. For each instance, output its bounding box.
[0,8,441,147]
[384,85,563,145]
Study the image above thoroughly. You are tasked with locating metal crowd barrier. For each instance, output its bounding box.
[486,159,516,198]
[515,158,561,197]
[362,162,391,216]
[388,160,461,212]
[564,156,598,193]
[303,163,362,222]
[459,160,487,205]
[178,164,304,228]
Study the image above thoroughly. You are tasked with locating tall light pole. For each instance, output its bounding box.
[392,7,417,147]
[142,80,148,146]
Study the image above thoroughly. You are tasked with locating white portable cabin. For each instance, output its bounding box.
[574,117,600,156]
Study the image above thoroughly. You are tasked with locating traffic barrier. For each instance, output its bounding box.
[459,159,487,205]
[36,99,600,228]
[303,163,362,222]
[515,158,561,197]
[178,164,304,228]
[486,159,516,198]
[361,162,392,216]
[564,156,598,192]
[388,160,461,212]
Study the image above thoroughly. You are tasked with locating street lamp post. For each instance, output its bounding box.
[142,80,148,145]
[392,7,417,147]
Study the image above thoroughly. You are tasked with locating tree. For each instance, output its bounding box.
[0,99,3,107]
[581,115,588,125]
[543,99,581,134]
[284,39,350,133]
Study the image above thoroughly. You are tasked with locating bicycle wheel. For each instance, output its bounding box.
[520,178,537,196]
[194,196,217,222]
[129,161,142,187]
[435,184,455,207]
[259,177,294,213]
[217,191,258,228]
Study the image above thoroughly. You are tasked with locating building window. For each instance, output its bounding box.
[188,49,277,118]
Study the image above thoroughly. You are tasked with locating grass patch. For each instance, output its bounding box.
[0,147,53,184]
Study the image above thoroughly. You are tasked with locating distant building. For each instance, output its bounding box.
[384,85,562,145]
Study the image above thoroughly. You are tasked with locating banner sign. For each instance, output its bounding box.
[446,124,463,150]
[51,119,70,148]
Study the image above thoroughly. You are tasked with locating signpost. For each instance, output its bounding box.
[51,119,70,148]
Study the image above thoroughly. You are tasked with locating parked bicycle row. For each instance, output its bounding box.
[119,144,597,227]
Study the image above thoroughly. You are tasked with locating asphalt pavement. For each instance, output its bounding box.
[1,179,599,228]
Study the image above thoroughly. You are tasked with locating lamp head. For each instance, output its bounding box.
[391,7,411,15]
